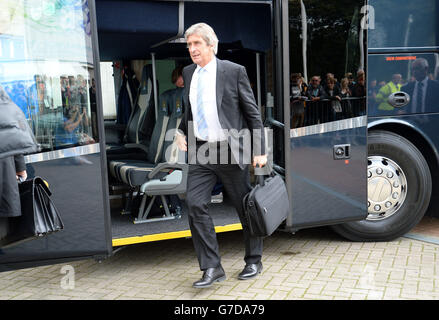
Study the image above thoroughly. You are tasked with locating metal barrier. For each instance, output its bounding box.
[290,96,366,129]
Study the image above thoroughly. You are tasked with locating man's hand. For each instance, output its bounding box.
[253,154,268,168]
[176,133,187,152]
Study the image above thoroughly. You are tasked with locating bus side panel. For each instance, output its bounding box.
[290,125,367,228]
[0,150,111,272]
[285,0,368,229]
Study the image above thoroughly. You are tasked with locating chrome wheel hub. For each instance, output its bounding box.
[367,156,407,221]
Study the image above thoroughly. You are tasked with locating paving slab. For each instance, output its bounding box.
[0,224,438,300]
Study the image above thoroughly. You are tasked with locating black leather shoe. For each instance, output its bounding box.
[193,266,226,288]
[238,262,263,280]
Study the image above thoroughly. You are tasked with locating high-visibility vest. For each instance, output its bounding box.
[376,81,402,110]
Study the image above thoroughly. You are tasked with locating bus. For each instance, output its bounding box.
[0,0,437,271]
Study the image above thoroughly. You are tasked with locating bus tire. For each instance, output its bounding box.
[331,130,432,242]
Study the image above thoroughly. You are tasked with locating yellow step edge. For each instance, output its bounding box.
[112,223,243,247]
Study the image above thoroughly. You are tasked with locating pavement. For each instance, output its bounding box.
[0,218,438,300]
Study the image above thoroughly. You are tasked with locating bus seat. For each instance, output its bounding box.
[109,88,174,186]
[106,64,156,161]
[134,163,188,223]
[109,87,186,184]
[109,87,187,221]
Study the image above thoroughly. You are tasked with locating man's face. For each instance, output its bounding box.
[291,76,299,86]
[38,80,45,90]
[187,34,214,67]
[175,75,184,88]
[311,77,320,87]
[412,61,428,82]
[392,74,402,85]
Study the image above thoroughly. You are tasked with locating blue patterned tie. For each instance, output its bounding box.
[196,68,209,140]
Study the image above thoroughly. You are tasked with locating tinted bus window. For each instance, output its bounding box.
[368,53,439,116]
[369,0,439,49]
[288,0,366,129]
[0,0,98,152]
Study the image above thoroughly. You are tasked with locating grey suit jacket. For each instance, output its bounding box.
[178,58,266,168]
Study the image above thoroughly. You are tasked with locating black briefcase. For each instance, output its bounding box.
[1,177,64,248]
[243,170,289,237]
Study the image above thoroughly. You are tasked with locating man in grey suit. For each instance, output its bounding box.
[176,23,268,288]
[401,58,439,114]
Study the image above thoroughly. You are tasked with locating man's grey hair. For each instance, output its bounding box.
[185,23,219,55]
[413,57,429,69]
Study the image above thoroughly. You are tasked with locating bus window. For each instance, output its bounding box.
[1,0,112,270]
[0,0,99,152]
[369,0,438,49]
[288,0,366,130]
[368,54,439,116]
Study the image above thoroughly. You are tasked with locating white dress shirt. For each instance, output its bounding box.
[190,57,226,142]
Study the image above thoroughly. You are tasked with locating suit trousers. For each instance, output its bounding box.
[186,142,263,271]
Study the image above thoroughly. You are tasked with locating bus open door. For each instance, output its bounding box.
[0,0,274,271]
[274,0,368,233]
[0,0,114,272]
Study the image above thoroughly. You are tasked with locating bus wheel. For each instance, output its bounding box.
[332,130,432,241]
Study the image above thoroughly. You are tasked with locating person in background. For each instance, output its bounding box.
[0,85,31,246]
[55,96,89,147]
[322,73,341,92]
[290,73,308,128]
[375,73,402,113]
[352,70,367,115]
[325,77,342,121]
[340,77,354,118]
[345,72,356,93]
[307,76,327,101]
[352,70,366,97]
[172,66,184,88]
[401,58,439,114]
[340,78,352,98]
[368,79,378,110]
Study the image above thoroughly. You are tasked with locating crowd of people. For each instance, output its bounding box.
[289,57,439,128]
[290,70,366,128]
[1,74,97,149]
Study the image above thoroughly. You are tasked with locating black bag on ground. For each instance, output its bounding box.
[243,168,289,237]
[2,177,64,248]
